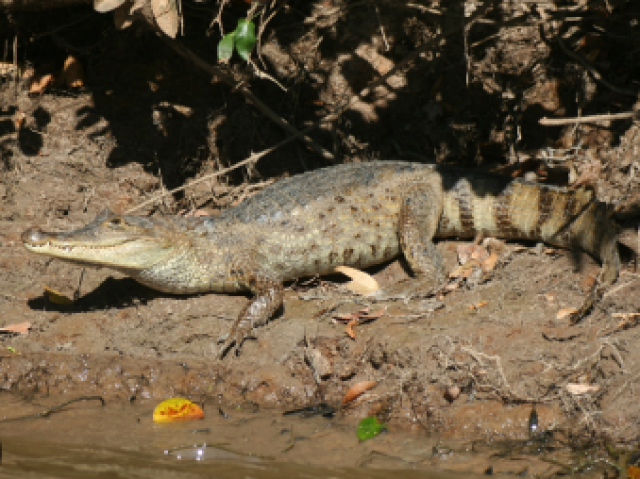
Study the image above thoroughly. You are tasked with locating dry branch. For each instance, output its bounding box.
[540,111,639,126]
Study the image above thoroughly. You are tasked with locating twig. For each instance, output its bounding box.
[160,36,335,163]
[369,0,389,51]
[540,111,639,126]
[0,396,105,423]
[249,59,287,92]
[125,131,304,214]
[256,1,284,70]
[208,0,230,36]
[603,276,640,299]
[557,36,638,98]
[460,346,510,391]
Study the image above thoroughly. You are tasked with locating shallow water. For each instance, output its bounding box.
[0,394,603,478]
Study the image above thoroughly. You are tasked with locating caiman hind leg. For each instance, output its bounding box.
[378,179,447,299]
[569,225,621,324]
[218,268,284,358]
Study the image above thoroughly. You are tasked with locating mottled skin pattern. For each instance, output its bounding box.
[22,161,620,356]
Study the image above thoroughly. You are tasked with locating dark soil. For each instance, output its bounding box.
[1,0,640,450]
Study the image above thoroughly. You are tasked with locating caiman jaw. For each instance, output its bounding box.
[22,227,133,254]
[22,225,175,270]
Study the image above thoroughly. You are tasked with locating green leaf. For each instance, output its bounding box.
[218,33,236,63]
[356,416,386,442]
[234,19,256,61]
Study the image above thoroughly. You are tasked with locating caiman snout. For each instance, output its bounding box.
[22,227,48,246]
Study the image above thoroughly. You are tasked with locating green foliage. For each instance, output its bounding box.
[356,416,387,442]
[217,18,257,63]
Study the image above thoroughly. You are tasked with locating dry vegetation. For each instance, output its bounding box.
[1,0,640,455]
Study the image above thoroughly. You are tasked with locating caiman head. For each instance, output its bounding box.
[22,209,178,271]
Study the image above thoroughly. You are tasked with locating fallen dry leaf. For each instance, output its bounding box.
[610,313,640,333]
[629,466,640,479]
[13,110,26,130]
[481,252,498,273]
[43,285,74,305]
[0,321,31,335]
[94,0,127,13]
[482,237,506,255]
[335,266,379,295]
[342,380,377,405]
[449,259,480,279]
[333,307,386,324]
[566,383,600,395]
[444,282,459,292]
[29,73,55,95]
[345,319,357,340]
[469,301,489,310]
[457,244,489,264]
[611,313,640,318]
[178,209,210,217]
[336,307,386,340]
[334,307,370,322]
[60,55,84,88]
[557,307,578,320]
[152,0,179,38]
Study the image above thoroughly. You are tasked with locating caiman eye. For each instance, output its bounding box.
[106,217,124,228]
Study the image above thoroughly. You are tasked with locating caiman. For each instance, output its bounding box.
[22,161,620,356]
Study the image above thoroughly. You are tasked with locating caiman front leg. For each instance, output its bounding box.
[218,266,284,359]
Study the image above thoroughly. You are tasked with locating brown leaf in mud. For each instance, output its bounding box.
[29,73,55,95]
[566,383,600,395]
[335,266,379,295]
[342,380,377,405]
[457,244,489,264]
[61,55,84,88]
[152,0,179,38]
[345,319,357,340]
[610,313,640,333]
[178,209,210,217]
[334,307,370,322]
[94,0,127,13]
[628,466,640,479]
[556,307,578,320]
[449,259,480,279]
[482,237,506,255]
[333,307,386,324]
[469,301,488,310]
[481,252,499,273]
[13,110,26,130]
[0,321,31,334]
